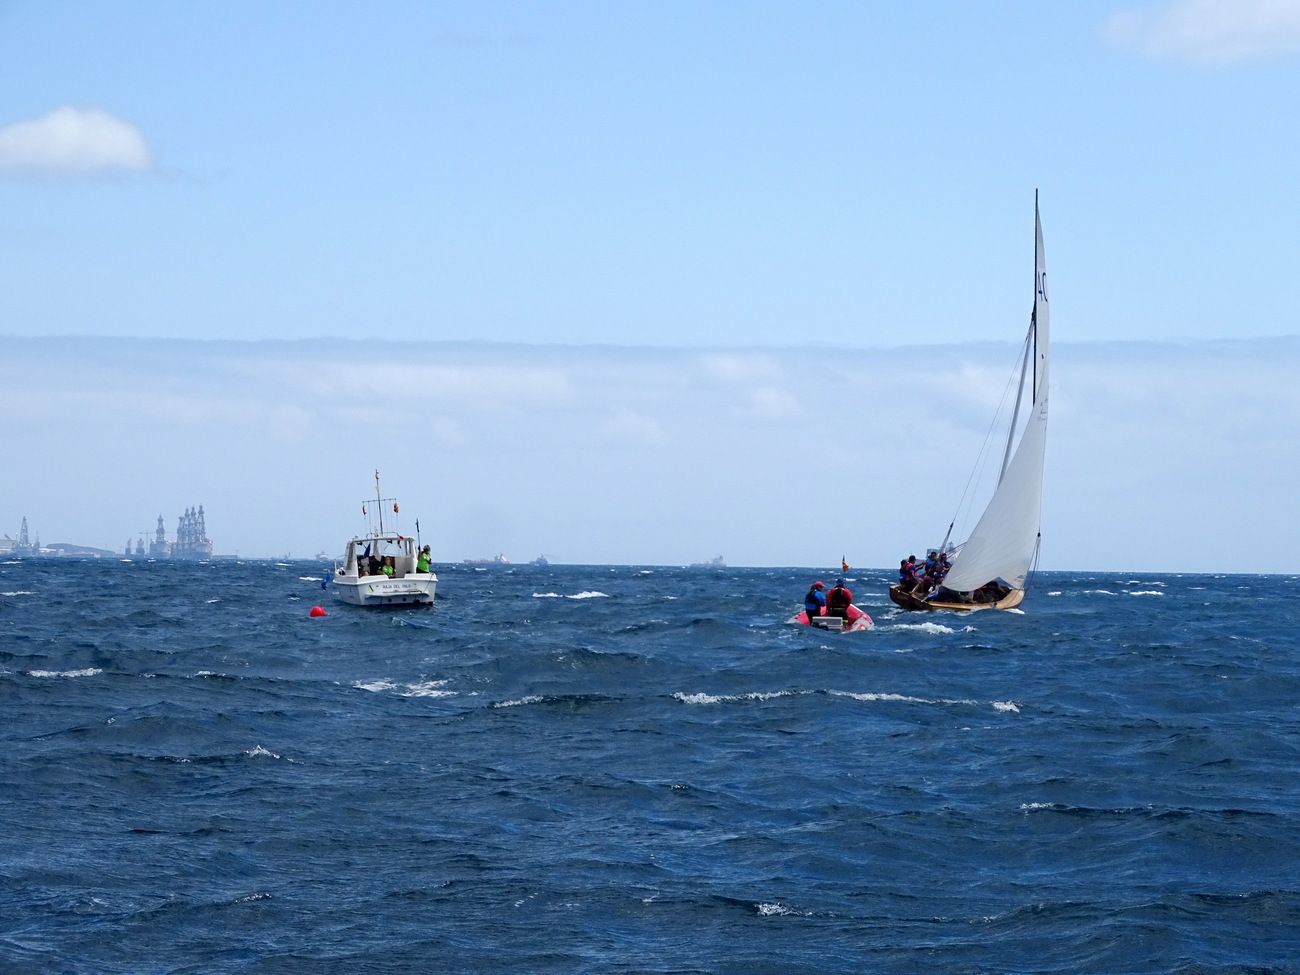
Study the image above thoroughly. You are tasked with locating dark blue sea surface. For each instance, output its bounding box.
[2,559,1298,974]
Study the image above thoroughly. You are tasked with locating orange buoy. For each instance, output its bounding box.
[309,605,327,618]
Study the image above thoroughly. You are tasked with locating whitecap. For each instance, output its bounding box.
[832,690,936,704]
[674,692,726,705]
[298,576,321,582]
[274,562,291,567]
[28,668,101,678]
[353,679,399,693]
[400,680,455,699]
[992,701,1020,713]
[205,598,220,604]
[532,591,610,600]
[354,678,454,698]
[757,903,799,917]
[889,621,973,634]
[1126,590,1164,597]
[1046,591,1062,596]
[1005,608,1025,614]
[245,745,280,759]
[493,695,545,708]
[1083,589,1117,596]
[1020,801,1059,811]
[1,591,35,597]
[830,689,979,707]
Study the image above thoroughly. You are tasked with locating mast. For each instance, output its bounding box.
[374,469,384,534]
[997,192,1042,484]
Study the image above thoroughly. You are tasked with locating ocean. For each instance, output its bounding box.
[2,559,1297,974]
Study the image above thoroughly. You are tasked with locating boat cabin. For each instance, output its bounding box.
[339,534,425,580]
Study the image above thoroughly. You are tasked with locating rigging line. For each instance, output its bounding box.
[945,338,1032,543]
[999,326,1034,484]
[1025,532,1043,593]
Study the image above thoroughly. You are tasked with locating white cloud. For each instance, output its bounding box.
[748,386,802,419]
[0,106,153,174]
[1107,0,1300,64]
[700,353,781,384]
[597,409,668,445]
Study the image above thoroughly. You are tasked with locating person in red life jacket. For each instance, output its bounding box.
[898,559,915,587]
[899,555,921,592]
[826,578,853,619]
[803,580,827,620]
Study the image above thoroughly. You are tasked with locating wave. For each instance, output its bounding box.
[756,902,802,917]
[298,576,322,582]
[674,690,797,705]
[532,591,610,599]
[1126,590,1165,596]
[673,688,1011,712]
[1,591,36,597]
[353,678,455,698]
[492,695,545,708]
[244,745,281,759]
[28,668,102,678]
[887,622,975,634]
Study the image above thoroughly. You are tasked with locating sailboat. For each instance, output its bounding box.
[889,195,1050,613]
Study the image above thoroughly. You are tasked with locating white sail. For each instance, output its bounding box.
[942,200,1049,593]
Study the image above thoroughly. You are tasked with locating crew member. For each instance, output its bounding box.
[803,581,827,620]
[416,545,432,573]
[827,578,853,619]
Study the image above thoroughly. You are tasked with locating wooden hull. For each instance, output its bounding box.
[888,584,1024,613]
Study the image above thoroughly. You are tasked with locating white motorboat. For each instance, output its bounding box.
[332,473,436,607]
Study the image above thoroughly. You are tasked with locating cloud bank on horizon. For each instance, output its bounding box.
[1,337,1295,575]
[0,107,152,175]
[1108,0,1300,64]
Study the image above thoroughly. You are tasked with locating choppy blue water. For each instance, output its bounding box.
[2,559,1298,974]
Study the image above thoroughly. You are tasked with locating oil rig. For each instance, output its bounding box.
[126,505,213,560]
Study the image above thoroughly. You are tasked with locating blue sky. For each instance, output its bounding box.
[2,2,1299,571]
[2,0,1298,346]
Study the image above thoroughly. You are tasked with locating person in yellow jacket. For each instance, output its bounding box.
[416,545,432,573]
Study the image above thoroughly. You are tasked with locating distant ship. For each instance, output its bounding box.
[530,555,550,567]
[688,556,726,569]
[464,553,510,566]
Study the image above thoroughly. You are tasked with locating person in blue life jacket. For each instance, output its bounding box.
[804,580,827,620]
[920,550,942,593]
[826,578,854,619]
